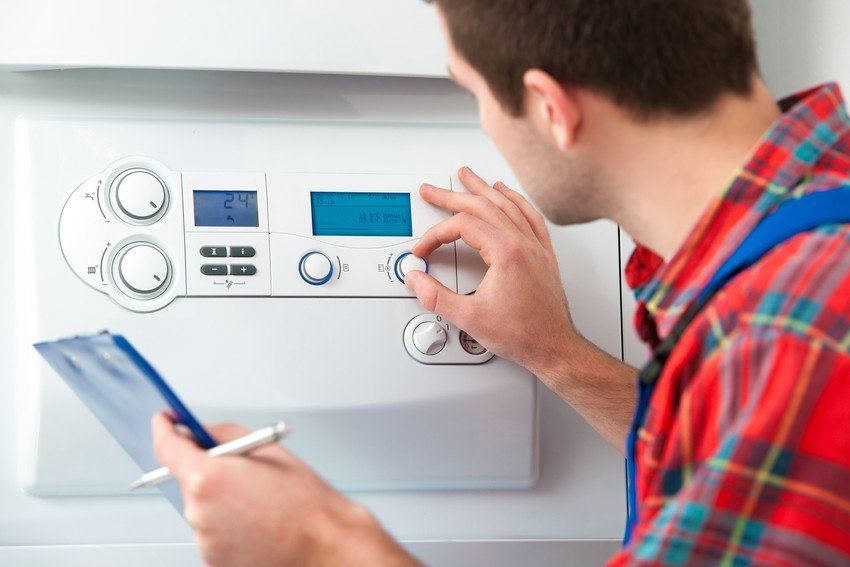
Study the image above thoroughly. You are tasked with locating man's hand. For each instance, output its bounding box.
[151,414,418,567]
[406,167,636,452]
[406,166,577,379]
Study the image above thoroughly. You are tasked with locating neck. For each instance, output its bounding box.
[600,78,781,258]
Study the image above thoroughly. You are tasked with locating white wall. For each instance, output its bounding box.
[751,0,850,96]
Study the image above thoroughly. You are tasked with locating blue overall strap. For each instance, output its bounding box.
[623,187,850,546]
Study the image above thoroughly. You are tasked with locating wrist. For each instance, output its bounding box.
[301,499,368,564]
[303,500,416,566]
[526,326,593,391]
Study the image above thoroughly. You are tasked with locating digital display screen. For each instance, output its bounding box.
[310,191,412,236]
[193,190,259,227]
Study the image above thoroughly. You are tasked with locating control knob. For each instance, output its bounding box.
[117,243,170,296]
[299,252,334,285]
[394,252,428,283]
[113,170,167,223]
[412,321,448,355]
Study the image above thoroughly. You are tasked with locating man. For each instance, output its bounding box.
[153,0,850,565]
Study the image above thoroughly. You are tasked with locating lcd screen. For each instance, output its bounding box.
[310,191,412,236]
[193,190,259,227]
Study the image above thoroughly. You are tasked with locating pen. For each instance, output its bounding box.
[130,421,289,490]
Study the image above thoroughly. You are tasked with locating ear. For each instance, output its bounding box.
[523,69,581,150]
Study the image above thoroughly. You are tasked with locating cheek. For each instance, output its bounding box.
[477,97,507,140]
[488,123,527,171]
[478,110,510,153]
[478,108,493,139]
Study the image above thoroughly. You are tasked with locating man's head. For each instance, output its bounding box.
[429,0,759,225]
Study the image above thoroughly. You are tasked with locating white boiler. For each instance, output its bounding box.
[0,1,633,565]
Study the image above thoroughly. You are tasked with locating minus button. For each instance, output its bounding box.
[201,264,228,276]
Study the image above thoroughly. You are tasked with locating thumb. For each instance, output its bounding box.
[405,270,469,326]
[151,412,207,479]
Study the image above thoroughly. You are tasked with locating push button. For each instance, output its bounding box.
[200,246,227,258]
[201,264,228,276]
[229,246,256,258]
[230,264,257,276]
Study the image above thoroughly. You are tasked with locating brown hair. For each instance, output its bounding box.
[430,0,759,119]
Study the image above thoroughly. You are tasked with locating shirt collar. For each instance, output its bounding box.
[631,83,850,337]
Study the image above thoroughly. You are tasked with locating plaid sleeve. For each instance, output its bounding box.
[608,330,850,566]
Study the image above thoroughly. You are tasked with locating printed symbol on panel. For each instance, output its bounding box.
[87,266,97,275]
[226,215,235,224]
[215,279,246,290]
[84,192,95,201]
[342,264,350,272]
[377,264,385,272]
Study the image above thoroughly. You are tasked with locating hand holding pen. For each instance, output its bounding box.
[132,420,289,489]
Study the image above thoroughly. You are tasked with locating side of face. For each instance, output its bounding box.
[437,9,608,226]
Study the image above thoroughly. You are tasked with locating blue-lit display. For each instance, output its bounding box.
[310,191,412,236]
[193,190,259,227]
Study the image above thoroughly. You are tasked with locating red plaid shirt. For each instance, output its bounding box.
[609,83,850,566]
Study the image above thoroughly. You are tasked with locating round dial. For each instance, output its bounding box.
[459,330,488,355]
[299,252,333,285]
[117,244,170,295]
[394,252,428,283]
[412,321,448,355]
[113,170,167,223]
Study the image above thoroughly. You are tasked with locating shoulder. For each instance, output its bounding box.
[711,218,850,354]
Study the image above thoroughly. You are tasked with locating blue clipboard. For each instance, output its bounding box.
[34,331,217,513]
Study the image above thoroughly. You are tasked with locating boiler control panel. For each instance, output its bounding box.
[59,156,491,364]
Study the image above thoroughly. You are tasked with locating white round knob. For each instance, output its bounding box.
[395,252,428,283]
[114,170,167,221]
[118,244,170,295]
[300,252,333,285]
[412,321,447,355]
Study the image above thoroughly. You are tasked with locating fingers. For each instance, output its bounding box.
[456,167,537,241]
[151,412,207,479]
[420,183,521,237]
[405,271,472,326]
[205,422,251,444]
[420,168,547,252]
[493,181,553,250]
[412,212,497,263]
[206,421,291,463]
